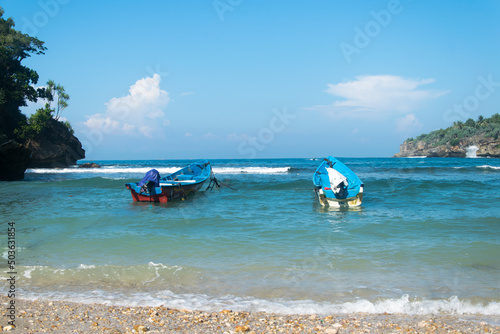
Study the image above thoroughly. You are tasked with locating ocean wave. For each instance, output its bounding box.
[26,167,181,174]
[26,166,292,175]
[18,292,500,316]
[8,264,500,315]
[214,167,290,174]
[477,165,500,171]
[14,263,195,287]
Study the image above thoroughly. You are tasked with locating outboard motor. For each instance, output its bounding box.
[138,169,161,194]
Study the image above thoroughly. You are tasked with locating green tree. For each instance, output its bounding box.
[45,79,69,120]
[464,118,475,128]
[0,7,46,138]
[453,121,464,130]
[490,113,500,124]
[14,103,53,141]
[408,113,500,146]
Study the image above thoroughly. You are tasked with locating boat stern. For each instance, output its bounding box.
[125,183,169,203]
[315,185,363,208]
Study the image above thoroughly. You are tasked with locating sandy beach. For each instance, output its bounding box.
[1,296,499,333]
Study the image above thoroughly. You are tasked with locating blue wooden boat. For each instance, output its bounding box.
[125,160,216,203]
[313,156,364,207]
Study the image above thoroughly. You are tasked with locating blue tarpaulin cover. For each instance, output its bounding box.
[138,169,161,187]
[312,156,363,199]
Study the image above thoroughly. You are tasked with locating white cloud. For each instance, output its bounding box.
[85,116,120,132]
[203,132,220,139]
[396,113,423,132]
[84,74,170,138]
[227,133,253,142]
[308,75,448,118]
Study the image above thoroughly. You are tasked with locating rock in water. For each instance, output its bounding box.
[0,140,31,181]
[79,162,101,168]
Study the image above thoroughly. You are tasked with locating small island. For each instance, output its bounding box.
[394,114,500,158]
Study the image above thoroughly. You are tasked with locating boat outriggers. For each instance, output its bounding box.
[125,160,217,203]
[313,156,364,208]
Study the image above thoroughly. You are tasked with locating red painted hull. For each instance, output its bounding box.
[126,182,206,203]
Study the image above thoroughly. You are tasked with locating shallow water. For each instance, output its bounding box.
[1,157,499,315]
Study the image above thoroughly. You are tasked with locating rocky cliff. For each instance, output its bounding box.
[0,117,85,180]
[0,140,32,181]
[394,134,500,158]
[25,117,85,168]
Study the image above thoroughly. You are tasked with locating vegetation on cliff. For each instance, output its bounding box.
[15,86,73,142]
[0,7,72,143]
[404,114,500,147]
[0,7,83,179]
[0,7,47,143]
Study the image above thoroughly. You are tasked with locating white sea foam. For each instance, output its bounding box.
[14,263,189,286]
[213,167,290,174]
[11,264,500,315]
[21,266,46,279]
[26,166,291,175]
[1,246,25,260]
[466,145,479,158]
[25,167,180,174]
[477,165,500,170]
[143,262,181,284]
[77,264,97,269]
[18,291,500,316]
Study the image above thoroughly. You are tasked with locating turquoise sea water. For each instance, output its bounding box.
[1,157,500,316]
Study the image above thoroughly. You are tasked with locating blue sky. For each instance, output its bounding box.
[3,0,500,159]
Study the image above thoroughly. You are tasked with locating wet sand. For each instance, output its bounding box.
[1,296,499,333]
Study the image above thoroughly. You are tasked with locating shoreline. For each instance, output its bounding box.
[2,297,499,333]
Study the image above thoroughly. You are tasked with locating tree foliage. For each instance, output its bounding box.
[1,7,72,143]
[14,102,74,141]
[45,79,69,120]
[405,114,500,146]
[14,104,53,141]
[0,7,47,138]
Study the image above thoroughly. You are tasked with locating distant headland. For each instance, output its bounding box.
[394,114,500,158]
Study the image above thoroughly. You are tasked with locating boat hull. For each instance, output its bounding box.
[126,181,207,203]
[314,186,363,207]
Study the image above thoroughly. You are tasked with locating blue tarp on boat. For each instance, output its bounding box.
[313,156,363,199]
[138,169,161,187]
